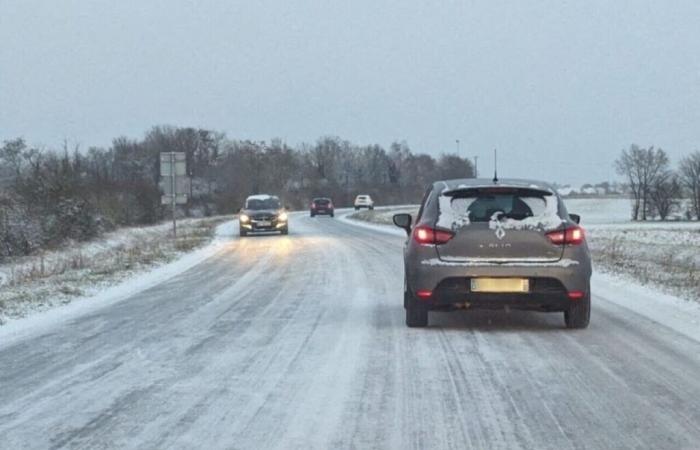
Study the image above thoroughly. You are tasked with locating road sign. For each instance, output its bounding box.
[160,152,189,237]
[159,177,190,195]
[161,194,188,205]
[160,153,187,176]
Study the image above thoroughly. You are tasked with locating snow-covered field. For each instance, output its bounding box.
[347,198,700,303]
[0,216,229,324]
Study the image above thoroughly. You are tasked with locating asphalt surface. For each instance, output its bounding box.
[1,214,700,449]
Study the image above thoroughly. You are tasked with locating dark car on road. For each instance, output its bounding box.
[239,194,288,236]
[393,178,592,328]
[310,197,334,217]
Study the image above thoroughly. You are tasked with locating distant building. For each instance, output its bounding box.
[557,186,577,196]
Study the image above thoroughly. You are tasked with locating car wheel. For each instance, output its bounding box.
[330,213,334,218]
[369,205,374,210]
[239,229,247,237]
[310,213,315,217]
[405,291,428,327]
[281,228,289,235]
[354,206,359,210]
[564,290,590,329]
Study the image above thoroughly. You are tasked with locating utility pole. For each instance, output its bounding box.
[170,152,177,236]
[455,139,460,156]
[474,155,479,178]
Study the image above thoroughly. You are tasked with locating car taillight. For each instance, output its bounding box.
[413,225,454,245]
[546,226,585,246]
[568,290,585,300]
[416,289,433,299]
[328,203,333,208]
[310,203,315,208]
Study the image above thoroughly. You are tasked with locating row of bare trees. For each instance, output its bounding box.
[0,126,474,257]
[615,145,700,220]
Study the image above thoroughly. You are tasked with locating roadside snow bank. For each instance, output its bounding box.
[340,206,416,237]
[0,217,232,326]
[593,273,700,343]
[0,220,235,346]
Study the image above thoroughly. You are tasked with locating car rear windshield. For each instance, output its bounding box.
[247,197,281,210]
[437,188,562,229]
[313,198,330,205]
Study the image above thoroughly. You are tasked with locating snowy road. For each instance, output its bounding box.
[1,214,700,449]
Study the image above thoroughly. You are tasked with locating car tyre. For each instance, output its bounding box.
[310,212,315,217]
[369,205,374,210]
[405,291,428,327]
[281,227,289,235]
[564,290,590,329]
[330,212,334,218]
[239,228,247,237]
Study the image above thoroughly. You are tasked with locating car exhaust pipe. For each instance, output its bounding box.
[453,302,471,310]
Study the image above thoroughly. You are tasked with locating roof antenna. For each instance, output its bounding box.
[492,148,499,184]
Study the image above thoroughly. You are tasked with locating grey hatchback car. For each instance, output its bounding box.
[393,178,592,329]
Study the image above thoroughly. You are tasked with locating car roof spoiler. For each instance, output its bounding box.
[440,185,554,197]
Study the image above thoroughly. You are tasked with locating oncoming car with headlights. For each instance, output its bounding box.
[393,178,592,329]
[238,194,289,236]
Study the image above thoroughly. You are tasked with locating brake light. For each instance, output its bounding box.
[546,226,585,246]
[416,289,433,299]
[568,291,585,300]
[413,226,454,245]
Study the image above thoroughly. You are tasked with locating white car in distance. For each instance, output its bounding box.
[354,195,375,210]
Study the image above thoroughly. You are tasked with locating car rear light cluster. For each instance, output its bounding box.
[416,289,433,299]
[567,290,585,300]
[546,226,585,246]
[413,226,454,245]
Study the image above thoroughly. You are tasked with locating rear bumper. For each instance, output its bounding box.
[406,260,591,311]
[310,209,334,215]
[410,277,572,311]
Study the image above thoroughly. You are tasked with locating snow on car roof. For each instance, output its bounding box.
[246,194,278,201]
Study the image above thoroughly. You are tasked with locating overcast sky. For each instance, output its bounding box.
[2,0,700,184]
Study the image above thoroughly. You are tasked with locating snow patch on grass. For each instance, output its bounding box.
[0,217,231,325]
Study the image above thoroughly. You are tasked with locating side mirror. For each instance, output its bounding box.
[393,213,412,234]
[569,213,581,224]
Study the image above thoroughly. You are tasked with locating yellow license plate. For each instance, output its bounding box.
[470,278,530,293]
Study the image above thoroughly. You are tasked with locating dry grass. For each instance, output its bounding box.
[0,216,228,323]
[588,227,700,301]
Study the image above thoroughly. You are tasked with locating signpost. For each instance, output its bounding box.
[160,152,189,236]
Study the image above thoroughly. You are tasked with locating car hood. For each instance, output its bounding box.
[242,209,282,216]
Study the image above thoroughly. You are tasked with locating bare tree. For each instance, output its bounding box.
[649,171,681,220]
[615,145,670,220]
[679,151,700,220]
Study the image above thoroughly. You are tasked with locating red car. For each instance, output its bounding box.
[310,198,334,217]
